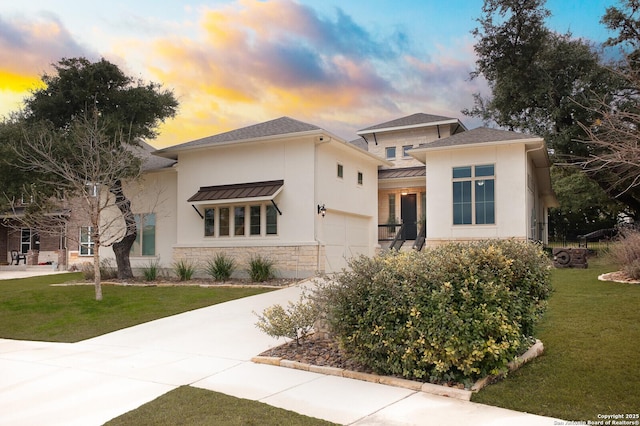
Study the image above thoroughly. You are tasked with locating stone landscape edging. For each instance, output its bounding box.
[252,339,544,401]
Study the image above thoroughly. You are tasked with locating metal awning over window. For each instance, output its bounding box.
[187,180,284,205]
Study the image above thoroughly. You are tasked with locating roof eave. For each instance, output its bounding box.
[154,128,326,159]
[357,119,462,135]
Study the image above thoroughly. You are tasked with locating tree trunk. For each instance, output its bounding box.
[110,179,136,279]
[93,243,102,301]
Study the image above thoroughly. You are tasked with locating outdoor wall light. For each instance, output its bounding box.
[317,204,326,217]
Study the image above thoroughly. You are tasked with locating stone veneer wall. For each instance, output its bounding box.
[173,244,325,279]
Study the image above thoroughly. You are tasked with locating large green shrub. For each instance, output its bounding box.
[321,240,551,384]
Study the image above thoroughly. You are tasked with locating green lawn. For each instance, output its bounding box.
[472,258,640,421]
[0,273,274,342]
[105,386,335,426]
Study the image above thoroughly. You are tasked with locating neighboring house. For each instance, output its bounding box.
[0,142,176,269]
[152,117,388,277]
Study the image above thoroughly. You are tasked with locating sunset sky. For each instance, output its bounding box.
[0,0,620,148]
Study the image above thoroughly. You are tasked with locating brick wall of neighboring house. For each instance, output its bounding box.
[0,223,7,264]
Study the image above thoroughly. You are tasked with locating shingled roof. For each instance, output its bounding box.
[416,127,539,150]
[155,117,322,156]
[358,113,459,133]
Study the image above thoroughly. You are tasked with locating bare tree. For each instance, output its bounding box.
[574,63,640,209]
[11,113,141,300]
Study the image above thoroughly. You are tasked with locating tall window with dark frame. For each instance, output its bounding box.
[250,205,261,236]
[204,208,215,237]
[132,213,156,256]
[234,206,245,236]
[453,164,495,225]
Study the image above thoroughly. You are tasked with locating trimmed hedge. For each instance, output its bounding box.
[321,240,551,385]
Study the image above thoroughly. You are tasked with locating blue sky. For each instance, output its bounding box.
[0,0,620,147]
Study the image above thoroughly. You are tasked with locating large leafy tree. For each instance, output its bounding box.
[9,57,177,278]
[467,0,635,235]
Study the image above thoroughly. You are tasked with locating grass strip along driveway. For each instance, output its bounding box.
[0,273,275,342]
[473,258,640,421]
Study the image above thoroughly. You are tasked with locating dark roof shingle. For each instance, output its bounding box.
[359,113,457,133]
[159,117,321,153]
[417,127,538,149]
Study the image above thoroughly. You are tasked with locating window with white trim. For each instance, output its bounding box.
[357,171,363,185]
[337,163,344,179]
[385,146,396,159]
[79,226,94,256]
[452,164,495,225]
[403,145,413,157]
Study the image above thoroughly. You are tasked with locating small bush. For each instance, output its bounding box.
[205,253,236,281]
[142,259,162,281]
[320,239,552,385]
[80,262,94,280]
[247,255,277,282]
[254,292,319,345]
[173,259,196,281]
[80,259,118,280]
[610,229,640,279]
[100,258,118,280]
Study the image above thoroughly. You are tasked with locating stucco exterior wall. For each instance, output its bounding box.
[367,126,453,169]
[424,143,528,245]
[174,137,316,248]
[315,140,380,261]
[99,168,178,269]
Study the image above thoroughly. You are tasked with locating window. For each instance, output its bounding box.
[403,145,413,157]
[337,163,344,179]
[204,208,215,236]
[20,228,31,254]
[357,171,363,185]
[453,165,495,225]
[219,207,230,236]
[234,207,245,236]
[250,205,261,236]
[132,213,156,256]
[80,226,94,256]
[204,203,277,237]
[266,204,278,235]
[385,146,396,159]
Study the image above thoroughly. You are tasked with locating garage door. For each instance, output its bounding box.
[323,213,370,273]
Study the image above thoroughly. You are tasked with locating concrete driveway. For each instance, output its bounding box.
[0,275,562,425]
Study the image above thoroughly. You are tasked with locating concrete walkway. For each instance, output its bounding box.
[0,276,563,425]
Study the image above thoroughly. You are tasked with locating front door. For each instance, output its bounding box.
[401,194,417,240]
